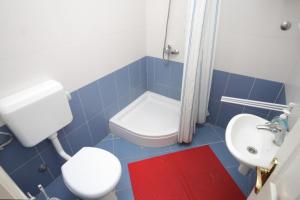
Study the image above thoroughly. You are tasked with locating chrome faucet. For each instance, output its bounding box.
[163,45,179,62]
[256,122,283,133]
[256,121,287,146]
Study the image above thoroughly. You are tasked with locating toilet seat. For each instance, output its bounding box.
[61,147,121,199]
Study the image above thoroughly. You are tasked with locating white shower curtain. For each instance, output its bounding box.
[178,0,220,143]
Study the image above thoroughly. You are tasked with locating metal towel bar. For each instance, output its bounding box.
[221,96,295,113]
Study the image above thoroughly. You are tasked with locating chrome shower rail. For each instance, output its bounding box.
[162,0,172,62]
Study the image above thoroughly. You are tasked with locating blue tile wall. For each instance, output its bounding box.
[207,69,286,128]
[0,57,148,195]
[1,56,282,195]
[146,56,183,100]
[0,56,182,195]
[1,54,278,197]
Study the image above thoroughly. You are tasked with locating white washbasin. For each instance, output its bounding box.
[226,114,280,172]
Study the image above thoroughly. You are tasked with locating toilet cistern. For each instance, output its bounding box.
[0,80,73,148]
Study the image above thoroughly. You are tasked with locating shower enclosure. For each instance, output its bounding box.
[108,0,220,146]
[109,0,186,147]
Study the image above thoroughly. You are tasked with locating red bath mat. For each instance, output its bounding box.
[128,146,245,200]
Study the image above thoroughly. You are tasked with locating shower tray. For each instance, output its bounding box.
[109,91,181,147]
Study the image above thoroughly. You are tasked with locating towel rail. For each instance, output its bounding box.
[221,96,295,113]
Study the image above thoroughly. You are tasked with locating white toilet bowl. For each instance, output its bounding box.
[61,147,122,200]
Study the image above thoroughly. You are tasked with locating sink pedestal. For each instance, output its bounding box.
[238,163,252,175]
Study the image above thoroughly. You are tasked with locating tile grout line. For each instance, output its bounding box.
[128,61,134,101]
[242,78,256,113]
[213,101,222,126]
[76,92,94,146]
[62,128,74,155]
[199,140,224,146]
[225,165,240,169]
[273,83,285,104]
[34,131,73,157]
[96,80,106,116]
[222,73,231,97]
[166,58,172,97]
[266,83,285,119]
[214,73,231,126]
[153,58,157,94]
[210,125,225,141]
[64,122,87,137]
[112,73,121,111]
[113,73,122,99]
[96,73,125,142]
[9,153,41,176]
[112,137,115,154]
[64,119,99,147]
[145,56,150,90]
[246,78,256,99]
[169,141,225,152]
[34,147,56,180]
[202,124,223,141]
[113,69,127,112]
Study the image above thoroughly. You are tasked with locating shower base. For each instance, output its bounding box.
[109,91,181,147]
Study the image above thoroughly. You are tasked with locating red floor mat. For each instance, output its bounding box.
[128,146,245,200]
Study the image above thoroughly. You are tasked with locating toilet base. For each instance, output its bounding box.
[97,190,118,200]
[72,189,118,200]
[78,190,117,200]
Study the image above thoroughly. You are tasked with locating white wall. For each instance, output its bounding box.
[214,0,300,83]
[285,60,300,127]
[284,0,300,124]
[145,0,187,63]
[0,0,146,99]
[286,62,300,106]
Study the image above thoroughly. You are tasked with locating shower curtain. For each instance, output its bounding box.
[178,0,220,143]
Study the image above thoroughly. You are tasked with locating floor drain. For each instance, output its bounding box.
[247,146,258,154]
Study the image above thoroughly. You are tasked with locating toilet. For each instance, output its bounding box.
[0,80,121,200]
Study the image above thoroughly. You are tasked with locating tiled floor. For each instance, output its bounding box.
[37,123,256,200]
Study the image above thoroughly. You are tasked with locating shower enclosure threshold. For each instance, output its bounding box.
[109,91,180,147]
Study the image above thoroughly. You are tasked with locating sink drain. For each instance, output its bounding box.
[247,146,258,154]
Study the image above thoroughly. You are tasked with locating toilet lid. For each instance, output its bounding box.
[61,147,121,199]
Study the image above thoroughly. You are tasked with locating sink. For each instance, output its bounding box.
[226,114,280,175]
